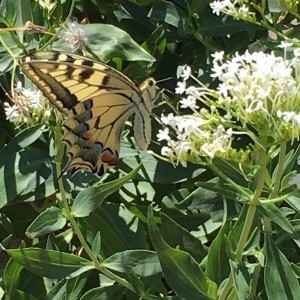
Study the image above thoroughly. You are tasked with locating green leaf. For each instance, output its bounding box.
[53,24,155,63]
[65,272,89,300]
[122,149,203,184]
[1,0,17,25]
[265,236,300,299]
[147,205,217,300]
[206,223,231,284]
[291,263,300,277]
[26,207,66,239]
[0,149,52,208]
[45,279,67,300]
[160,212,206,263]
[196,180,249,203]
[0,125,45,156]
[92,231,101,257]
[125,25,166,79]
[13,289,39,300]
[127,274,146,296]
[142,24,166,60]
[268,0,285,12]
[104,250,161,277]
[80,285,125,300]
[72,164,142,217]
[258,204,297,236]
[161,187,225,244]
[230,261,251,300]
[7,248,94,279]
[82,203,147,256]
[3,258,23,298]
[149,1,185,27]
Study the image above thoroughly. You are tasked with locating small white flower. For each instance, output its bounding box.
[161,146,173,157]
[239,5,249,15]
[161,113,175,126]
[175,81,186,95]
[180,95,198,109]
[211,51,224,63]
[14,81,23,93]
[157,128,171,141]
[181,66,191,81]
[293,48,300,58]
[278,111,300,124]
[5,82,55,125]
[209,0,231,16]
[4,102,20,122]
[278,41,293,49]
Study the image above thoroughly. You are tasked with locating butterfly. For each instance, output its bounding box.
[20,51,157,176]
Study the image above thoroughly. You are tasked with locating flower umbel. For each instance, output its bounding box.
[210,0,256,22]
[158,51,300,167]
[4,81,55,125]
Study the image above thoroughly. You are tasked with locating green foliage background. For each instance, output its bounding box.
[0,0,300,299]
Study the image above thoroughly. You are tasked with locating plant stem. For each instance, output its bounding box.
[219,144,268,299]
[53,128,142,296]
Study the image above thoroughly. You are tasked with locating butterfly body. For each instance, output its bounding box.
[20,51,156,176]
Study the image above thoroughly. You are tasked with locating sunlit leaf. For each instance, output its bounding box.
[72,164,142,217]
[26,207,66,238]
[104,250,161,277]
[7,248,94,279]
[148,205,217,300]
[265,236,300,299]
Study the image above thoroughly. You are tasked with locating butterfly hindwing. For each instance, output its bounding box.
[20,51,157,175]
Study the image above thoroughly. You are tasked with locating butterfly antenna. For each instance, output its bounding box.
[156,77,174,84]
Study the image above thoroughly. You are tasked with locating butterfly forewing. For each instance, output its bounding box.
[20,51,156,176]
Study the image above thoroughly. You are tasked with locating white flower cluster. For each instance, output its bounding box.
[211,50,300,139]
[210,0,256,21]
[4,82,54,125]
[158,49,300,166]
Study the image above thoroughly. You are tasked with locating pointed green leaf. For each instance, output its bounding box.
[206,223,231,284]
[160,212,206,263]
[258,204,297,236]
[66,272,89,300]
[230,261,251,300]
[82,202,147,256]
[53,24,155,63]
[3,258,23,298]
[13,289,38,300]
[265,236,300,299]
[7,248,94,279]
[0,148,52,208]
[147,205,217,300]
[92,231,101,257]
[80,285,125,300]
[72,164,142,217]
[45,279,67,300]
[26,207,66,238]
[104,250,161,277]
[0,125,45,156]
